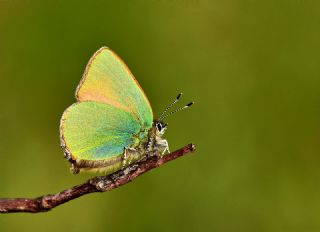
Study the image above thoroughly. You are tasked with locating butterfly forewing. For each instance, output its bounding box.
[76,47,153,128]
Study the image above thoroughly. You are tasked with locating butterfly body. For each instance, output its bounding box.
[60,47,170,174]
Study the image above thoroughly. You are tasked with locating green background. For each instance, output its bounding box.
[1,0,320,231]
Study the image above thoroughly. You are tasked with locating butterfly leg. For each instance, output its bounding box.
[155,138,170,156]
[162,139,170,155]
[122,147,141,167]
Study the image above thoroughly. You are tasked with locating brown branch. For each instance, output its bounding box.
[0,143,196,213]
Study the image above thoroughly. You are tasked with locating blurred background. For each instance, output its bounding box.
[0,0,320,231]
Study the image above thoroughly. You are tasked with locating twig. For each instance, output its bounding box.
[0,143,196,213]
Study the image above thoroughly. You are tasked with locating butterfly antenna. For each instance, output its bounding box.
[158,93,183,120]
[159,101,194,120]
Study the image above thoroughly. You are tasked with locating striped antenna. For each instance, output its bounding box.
[158,93,182,120]
[159,101,194,120]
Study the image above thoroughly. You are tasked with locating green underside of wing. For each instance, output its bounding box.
[61,101,149,161]
[77,47,153,129]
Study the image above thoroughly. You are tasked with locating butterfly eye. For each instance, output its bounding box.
[156,123,162,132]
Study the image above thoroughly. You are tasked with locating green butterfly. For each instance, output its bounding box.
[60,47,193,174]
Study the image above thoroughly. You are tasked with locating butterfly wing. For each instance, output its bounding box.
[76,47,153,129]
[60,101,142,164]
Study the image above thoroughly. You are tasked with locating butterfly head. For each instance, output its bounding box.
[155,93,194,136]
[154,121,167,136]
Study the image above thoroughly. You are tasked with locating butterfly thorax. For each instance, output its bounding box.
[123,121,169,167]
[145,120,169,154]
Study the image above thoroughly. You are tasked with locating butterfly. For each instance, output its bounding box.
[60,47,193,174]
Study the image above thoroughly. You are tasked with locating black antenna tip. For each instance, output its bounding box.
[177,93,183,100]
[186,101,194,107]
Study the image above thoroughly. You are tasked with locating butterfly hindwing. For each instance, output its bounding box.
[60,101,141,162]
